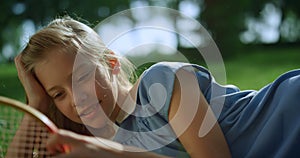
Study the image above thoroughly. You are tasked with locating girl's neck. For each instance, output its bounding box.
[109,85,131,123]
[111,79,141,124]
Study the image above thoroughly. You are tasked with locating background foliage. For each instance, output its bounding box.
[0,0,300,100]
[0,0,300,61]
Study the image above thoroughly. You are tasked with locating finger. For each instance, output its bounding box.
[14,54,25,70]
[14,55,24,77]
[47,133,65,155]
[47,130,85,154]
[58,129,87,144]
[14,52,42,91]
[14,53,21,65]
[52,149,87,158]
[14,54,28,86]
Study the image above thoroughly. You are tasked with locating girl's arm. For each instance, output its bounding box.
[168,68,231,158]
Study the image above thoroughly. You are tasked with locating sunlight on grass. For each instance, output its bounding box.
[0,64,25,101]
[225,47,300,90]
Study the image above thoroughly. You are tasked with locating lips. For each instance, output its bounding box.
[78,101,102,119]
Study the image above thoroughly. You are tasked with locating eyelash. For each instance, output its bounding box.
[53,92,65,100]
[51,71,92,100]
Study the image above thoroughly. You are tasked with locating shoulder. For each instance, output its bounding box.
[138,62,187,90]
[141,62,187,78]
[135,62,194,120]
[140,61,209,81]
[137,62,208,98]
[138,62,218,101]
[274,69,300,84]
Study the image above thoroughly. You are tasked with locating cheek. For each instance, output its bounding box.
[95,80,116,115]
[94,72,111,99]
[94,69,118,115]
[55,101,81,124]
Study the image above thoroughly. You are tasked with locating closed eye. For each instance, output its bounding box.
[52,91,65,100]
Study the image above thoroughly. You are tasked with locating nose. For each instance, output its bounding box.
[74,92,88,107]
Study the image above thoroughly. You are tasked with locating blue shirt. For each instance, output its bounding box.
[114,62,300,158]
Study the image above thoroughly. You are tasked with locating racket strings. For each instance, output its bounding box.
[1,105,53,158]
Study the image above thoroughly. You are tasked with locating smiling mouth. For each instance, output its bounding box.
[78,101,102,118]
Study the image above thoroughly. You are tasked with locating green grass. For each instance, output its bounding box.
[225,47,300,90]
[0,105,24,157]
[128,47,300,90]
[0,64,25,101]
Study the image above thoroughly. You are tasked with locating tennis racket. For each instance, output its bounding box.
[0,96,68,158]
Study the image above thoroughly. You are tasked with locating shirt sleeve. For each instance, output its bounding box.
[137,62,178,122]
[137,62,241,122]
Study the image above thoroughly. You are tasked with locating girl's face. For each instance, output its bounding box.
[34,50,116,129]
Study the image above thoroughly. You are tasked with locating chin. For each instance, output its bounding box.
[84,120,114,138]
[90,120,107,129]
[83,116,108,129]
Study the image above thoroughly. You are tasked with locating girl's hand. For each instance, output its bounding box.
[15,54,51,113]
[47,130,125,158]
[47,130,168,158]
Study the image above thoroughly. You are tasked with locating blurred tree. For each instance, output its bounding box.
[0,0,131,62]
[200,0,300,56]
[277,0,300,43]
[1,0,299,62]
[200,0,252,56]
[246,0,300,44]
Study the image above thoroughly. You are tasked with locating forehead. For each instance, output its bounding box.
[36,50,76,72]
[34,51,76,89]
[34,50,98,90]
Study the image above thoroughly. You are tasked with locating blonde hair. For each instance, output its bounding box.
[20,16,136,134]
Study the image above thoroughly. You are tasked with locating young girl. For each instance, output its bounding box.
[15,16,300,158]
[15,16,229,158]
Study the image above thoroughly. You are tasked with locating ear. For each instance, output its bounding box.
[107,51,120,75]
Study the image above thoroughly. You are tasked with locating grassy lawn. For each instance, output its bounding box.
[0,47,299,101]
[0,64,25,101]
[225,47,300,90]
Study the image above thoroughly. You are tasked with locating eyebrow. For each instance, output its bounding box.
[46,72,73,94]
[46,63,93,93]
